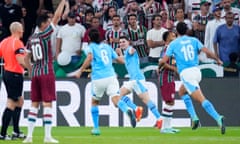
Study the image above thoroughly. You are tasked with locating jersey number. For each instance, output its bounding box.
[31,43,43,61]
[100,50,109,65]
[181,44,194,61]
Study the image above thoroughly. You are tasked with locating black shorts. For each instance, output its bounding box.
[3,70,23,101]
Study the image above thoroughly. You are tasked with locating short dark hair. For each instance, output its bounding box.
[88,28,101,44]
[119,35,130,41]
[152,14,162,21]
[128,13,137,20]
[176,22,188,35]
[36,14,49,28]
[112,14,120,19]
[162,31,170,42]
[225,11,234,18]
[85,9,94,16]
[175,7,184,15]
[91,16,99,21]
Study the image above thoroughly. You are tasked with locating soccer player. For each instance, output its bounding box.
[23,0,66,143]
[159,22,225,134]
[158,31,180,134]
[117,36,162,129]
[75,28,136,136]
[0,22,30,140]
[160,31,199,131]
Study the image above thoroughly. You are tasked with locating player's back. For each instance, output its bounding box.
[89,42,117,80]
[167,35,203,73]
[27,25,54,76]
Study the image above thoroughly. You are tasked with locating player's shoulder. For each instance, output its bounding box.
[29,32,40,40]
[187,36,198,41]
[169,36,181,45]
[100,42,112,49]
[89,42,107,49]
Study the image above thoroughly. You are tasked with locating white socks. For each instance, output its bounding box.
[27,107,38,138]
[43,107,53,138]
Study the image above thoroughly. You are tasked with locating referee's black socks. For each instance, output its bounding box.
[1,108,13,136]
[13,107,22,133]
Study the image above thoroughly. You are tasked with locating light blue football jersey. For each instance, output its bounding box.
[166,35,203,73]
[124,46,145,80]
[87,42,118,80]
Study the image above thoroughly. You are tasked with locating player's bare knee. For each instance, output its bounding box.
[43,102,52,107]
[139,93,150,104]
[31,102,40,108]
[92,99,99,106]
[120,87,130,97]
[178,85,187,97]
[165,101,174,106]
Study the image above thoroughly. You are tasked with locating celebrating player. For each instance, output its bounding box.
[23,0,66,143]
[159,22,225,134]
[158,31,181,133]
[75,28,136,136]
[117,36,163,129]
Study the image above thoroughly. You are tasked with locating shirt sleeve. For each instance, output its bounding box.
[166,43,174,57]
[79,25,86,38]
[85,44,93,55]
[213,26,220,43]
[111,45,118,59]
[146,30,152,41]
[196,38,204,51]
[14,40,25,56]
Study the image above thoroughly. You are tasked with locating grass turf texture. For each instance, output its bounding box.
[1,127,239,144]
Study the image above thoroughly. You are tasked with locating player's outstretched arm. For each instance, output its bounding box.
[201,47,223,65]
[75,53,92,78]
[52,0,66,26]
[115,48,125,64]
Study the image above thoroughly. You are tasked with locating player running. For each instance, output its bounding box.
[159,22,225,134]
[158,31,181,133]
[75,28,136,136]
[116,36,163,128]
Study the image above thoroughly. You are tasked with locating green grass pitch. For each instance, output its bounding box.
[1,127,239,144]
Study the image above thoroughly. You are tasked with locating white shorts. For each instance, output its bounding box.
[122,80,147,95]
[91,76,120,100]
[180,67,202,94]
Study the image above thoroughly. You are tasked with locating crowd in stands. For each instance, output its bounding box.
[0,0,239,77]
